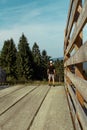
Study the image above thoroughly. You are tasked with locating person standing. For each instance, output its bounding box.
[47,60,55,86]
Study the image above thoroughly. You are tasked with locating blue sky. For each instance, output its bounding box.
[0,0,70,58]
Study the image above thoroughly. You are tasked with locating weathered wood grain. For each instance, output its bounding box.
[64,41,87,67]
[0,85,37,115]
[66,71,87,101]
[0,85,74,130]
[65,0,87,56]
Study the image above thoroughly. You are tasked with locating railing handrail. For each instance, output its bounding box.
[64,0,87,130]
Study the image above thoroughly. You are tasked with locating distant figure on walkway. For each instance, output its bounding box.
[47,60,55,86]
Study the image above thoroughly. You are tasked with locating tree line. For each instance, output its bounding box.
[0,33,64,84]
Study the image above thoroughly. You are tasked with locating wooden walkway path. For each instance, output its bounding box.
[0,85,74,130]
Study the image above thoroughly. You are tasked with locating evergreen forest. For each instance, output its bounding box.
[0,33,64,84]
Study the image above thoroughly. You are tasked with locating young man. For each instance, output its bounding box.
[47,60,55,86]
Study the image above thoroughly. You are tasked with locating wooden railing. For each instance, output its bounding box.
[64,0,87,130]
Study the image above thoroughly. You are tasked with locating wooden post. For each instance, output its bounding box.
[74,0,84,109]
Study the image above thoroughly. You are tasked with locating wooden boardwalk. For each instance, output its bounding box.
[0,85,74,130]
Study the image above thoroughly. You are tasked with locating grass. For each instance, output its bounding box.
[0,80,64,87]
[24,80,64,86]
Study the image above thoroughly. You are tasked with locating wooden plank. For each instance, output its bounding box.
[67,84,77,111]
[67,94,76,129]
[65,0,79,49]
[75,116,82,130]
[0,85,37,115]
[64,0,87,129]
[67,86,81,130]
[65,0,73,36]
[64,41,87,67]
[66,71,87,101]
[66,0,79,39]
[29,86,74,130]
[65,1,87,56]
[67,84,87,130]
[0,85,50,130]
[0,85,25,98]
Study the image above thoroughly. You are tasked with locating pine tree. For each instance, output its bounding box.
[17,33,33,81]
[55,59,64,82]
[42,50,48,62]
[32,42,41,64]
[32,42,42,80]
[41,50,49,80]
[0,39,17,81]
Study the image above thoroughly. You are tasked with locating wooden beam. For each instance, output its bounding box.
[65,71,87,101]
[67,83,87,130]
[65,0,73,36]
[66,0,79,39]
[64,41,87,67]
[65,1,87,56]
